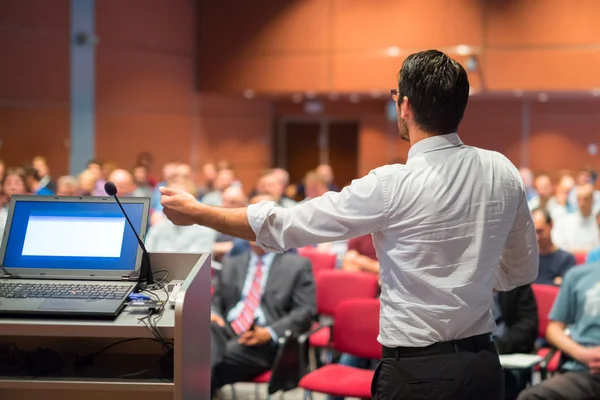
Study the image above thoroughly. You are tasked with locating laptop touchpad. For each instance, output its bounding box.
[38,299,106,311]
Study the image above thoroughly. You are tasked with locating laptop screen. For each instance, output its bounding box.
[2,199,146,271]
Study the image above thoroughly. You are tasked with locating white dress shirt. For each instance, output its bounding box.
[552,213,600,253]
[247,133,538,347]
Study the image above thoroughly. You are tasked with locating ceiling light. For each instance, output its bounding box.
[386,46,401,57]
[456,45,471,56]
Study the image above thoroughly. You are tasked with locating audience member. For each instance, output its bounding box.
[134,152,158,186]
[532,209,576,285]
[259,170,296,208]
[550,175,576,220]
[517,265,600,400]
[342,234,379,275]
[568,168,600,214]
[0,168,30,238]
[202,168,236,206]
[584,211,600,264]
[198,162,217,199]
[528,174,553,210]
[316,164,340,191]
[519,167,537,202]
[132,164,153,198]
[493,284,538,399]
[553,184,600,253]
[108,169,146,197]
[210,227,316,395]
[32,156,56,193]
[213,187,248,260]
[78,169,97,196]
[87,159,107,196]
[25,167,53,195]
[146,176,217,253]
[150,160,181,211]
[55,175,79,196]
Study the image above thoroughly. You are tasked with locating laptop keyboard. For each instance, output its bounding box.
[0,282,133,300]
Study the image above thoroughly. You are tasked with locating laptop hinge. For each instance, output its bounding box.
[122,276,137,281]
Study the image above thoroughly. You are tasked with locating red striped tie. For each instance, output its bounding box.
[232,259,263,335]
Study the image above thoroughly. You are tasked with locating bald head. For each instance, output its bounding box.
[221,186,248,208]
[108,169,136,196]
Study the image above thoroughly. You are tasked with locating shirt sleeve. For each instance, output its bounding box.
[247,171,388,253]
[494,190,539,291]
[549,269,576,324]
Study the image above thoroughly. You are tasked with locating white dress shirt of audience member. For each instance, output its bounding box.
[517,265,600,400]
[146,176,218,253]
[552,183,600,254]
[531,208,577,286]
[0,168,30,240]
[528,174,573,223]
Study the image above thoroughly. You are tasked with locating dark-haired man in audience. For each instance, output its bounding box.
[210,197,316,395]
[532,208,576,286]
[493,284,538,400]
[25,167,53,196]
[517,263,600,399]
[32,156,56,193]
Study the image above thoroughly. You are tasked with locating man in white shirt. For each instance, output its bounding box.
[552,183,600,254]
[160,50,538,400]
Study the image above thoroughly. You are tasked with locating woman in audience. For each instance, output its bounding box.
[0,168,30,239]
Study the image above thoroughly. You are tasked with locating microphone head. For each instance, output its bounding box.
[104,181,118,196]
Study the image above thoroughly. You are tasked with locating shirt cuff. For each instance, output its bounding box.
[247,201,282,253]
[266,327,278,343]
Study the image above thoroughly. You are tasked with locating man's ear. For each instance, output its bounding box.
[400,96,410,119]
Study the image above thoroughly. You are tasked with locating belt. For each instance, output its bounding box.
[382,333,493,359]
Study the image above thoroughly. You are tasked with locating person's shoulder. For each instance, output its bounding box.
[368,164,407,180]
[564,262,600,285]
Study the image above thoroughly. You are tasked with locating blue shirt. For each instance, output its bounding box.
[36,187,54,196]
[226,252,278,341]
[549,262,600,371]
[150,181,166,212]
[586,247,600,264]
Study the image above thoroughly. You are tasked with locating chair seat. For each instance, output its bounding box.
[309,324,331,348]
[536,348,562,372]
[249,370,272,383]
[299,365,374,398]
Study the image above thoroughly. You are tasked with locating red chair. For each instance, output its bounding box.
[531,283,562,377]
[574,252,588,265]
[299,298,381,398]
[310,270,380,349]
[298,247,337,277]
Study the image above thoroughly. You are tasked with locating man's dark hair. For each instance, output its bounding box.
[532,208,552,225]
[24,166,41,182]
[398,50,470,135]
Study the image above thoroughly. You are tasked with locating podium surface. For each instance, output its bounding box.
[0,252,212,400]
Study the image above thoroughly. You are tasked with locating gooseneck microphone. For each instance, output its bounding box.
[104,182,154,286]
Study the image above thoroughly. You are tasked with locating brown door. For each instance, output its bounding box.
[279,121,321,185]
[328,122,359,189]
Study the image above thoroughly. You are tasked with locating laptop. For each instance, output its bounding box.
[0,195,150,318]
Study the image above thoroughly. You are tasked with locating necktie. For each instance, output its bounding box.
[232,259,263,334]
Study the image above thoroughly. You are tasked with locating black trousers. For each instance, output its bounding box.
[372,334,504,400]
[210,322,277,391]
[517,371,600,400]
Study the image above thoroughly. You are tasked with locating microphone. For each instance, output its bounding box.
[104,181,154,286]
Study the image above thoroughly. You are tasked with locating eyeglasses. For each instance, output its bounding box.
[390,89,399,102]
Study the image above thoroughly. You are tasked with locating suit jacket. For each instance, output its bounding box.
[211,252,316,338]
[494,284,538,355]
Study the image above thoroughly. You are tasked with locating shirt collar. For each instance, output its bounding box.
[250,251,275,267]
[407,133,463,160]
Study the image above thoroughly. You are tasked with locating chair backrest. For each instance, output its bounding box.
[315,270,380,316]
[333,298,381,359]
[574,252,588,265]
[531,283,560,338]
[298,248,337,277]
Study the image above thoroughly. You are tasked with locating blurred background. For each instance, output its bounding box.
[1,0,599,198]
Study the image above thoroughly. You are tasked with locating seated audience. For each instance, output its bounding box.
[316,164,339,192]
[493,284,538,400]
[25,167,53,195]
[342,234,379,275]
[108,169,147,197]
[210,225,316,395]
[549,174,576,221]
[528,174,553,210]
[32,156,56,193]
[134,151,158,187]
[202,167,236,206]
[517,265,600,400]
[78,169,97,196]
[150,160,181,212]
[532,208,576,285]
[145,176,217,253]
[552,183,600,253]
[87,159,107,196]
[132,164,153,198]
[519,167,537,202]
[0,168,30,238]
[55,175,79,196]
[197,162,217,199]
[568,168,600,214]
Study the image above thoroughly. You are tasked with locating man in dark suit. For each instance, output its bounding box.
[493,284,538,400]
[209,215,316,392]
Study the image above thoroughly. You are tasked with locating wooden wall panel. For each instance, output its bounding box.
[0,0,69,31]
